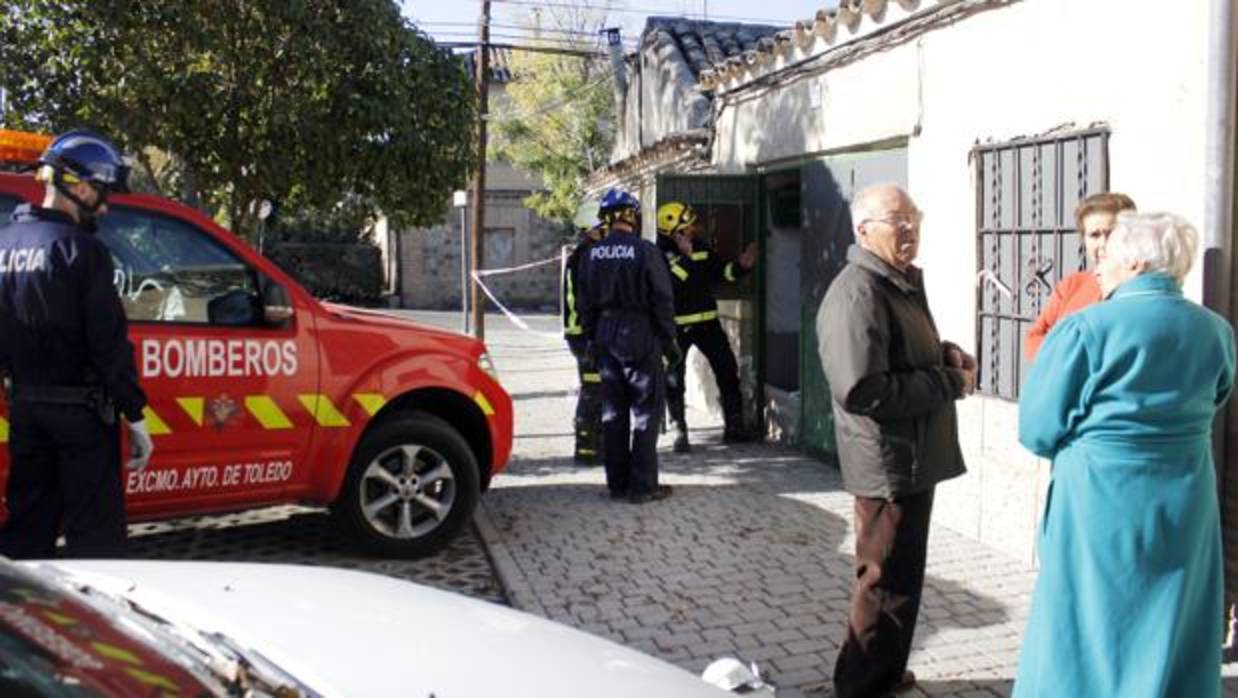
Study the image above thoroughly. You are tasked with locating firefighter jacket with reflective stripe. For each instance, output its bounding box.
[656,235,751,326]
[0,204,147,422]
[562,239,592,339]
[578,229,675,363]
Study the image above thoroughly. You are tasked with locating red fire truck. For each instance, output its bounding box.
[0,130,513,557]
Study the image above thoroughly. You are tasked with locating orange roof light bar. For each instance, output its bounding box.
[0,129,52,165]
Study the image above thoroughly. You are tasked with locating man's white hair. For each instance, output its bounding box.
[850,183,909,233]
[1106,211,1199,283]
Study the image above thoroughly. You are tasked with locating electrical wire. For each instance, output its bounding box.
[487,65,615,123]
[422,24,638,46]
[422,20,617,37]
[440,41,608,58]
[487,0,793,25]
[429,29,635,44]
[428,30,629,48]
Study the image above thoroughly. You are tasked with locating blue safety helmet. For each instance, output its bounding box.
[597,188,641,228]
[37,130,130,214]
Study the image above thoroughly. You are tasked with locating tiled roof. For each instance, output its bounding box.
[639,16,784,79]
[609,17,783,165]
[698,0,943,90]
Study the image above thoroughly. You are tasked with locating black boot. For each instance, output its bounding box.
[722,405,759,443]
[667,399,691,453]
[672,424,691,453]
[574,421,599,464]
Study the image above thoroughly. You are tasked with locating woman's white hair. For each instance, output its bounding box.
[1105,211,1199,283]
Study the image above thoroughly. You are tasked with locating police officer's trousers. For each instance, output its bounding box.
[667,319,743,428]
[598,350,664,497]
[0,403,128,558]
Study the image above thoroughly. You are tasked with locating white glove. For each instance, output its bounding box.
[126,419,154,471]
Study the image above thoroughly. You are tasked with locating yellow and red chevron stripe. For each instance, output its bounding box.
[0,388,488,440]
[134,392,398,434]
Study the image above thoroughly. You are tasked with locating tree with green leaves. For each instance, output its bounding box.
[0,0,476,240]
[489,8,616,226]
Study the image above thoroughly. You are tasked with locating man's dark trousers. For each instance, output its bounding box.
[598,350,664,497]
[833,488,934,698]
[666,320,742,425]
[0,403,127,558]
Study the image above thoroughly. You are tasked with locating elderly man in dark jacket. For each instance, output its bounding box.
[817,183,976,698]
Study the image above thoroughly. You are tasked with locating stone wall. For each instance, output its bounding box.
[399,191,565,312]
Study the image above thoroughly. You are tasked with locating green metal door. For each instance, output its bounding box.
[656,174,761,429]
[799,148,908,460]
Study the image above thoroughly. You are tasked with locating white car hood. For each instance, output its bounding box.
[31,560,730,698]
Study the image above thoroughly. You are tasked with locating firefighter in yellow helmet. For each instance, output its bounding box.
[655,201,759,452]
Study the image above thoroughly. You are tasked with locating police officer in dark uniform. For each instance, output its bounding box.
[563,223,605,463]
[655,201,759,452]
[578,189,679,504]
[0,130,153,558]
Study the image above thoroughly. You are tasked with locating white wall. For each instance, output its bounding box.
[713,0,1212,562]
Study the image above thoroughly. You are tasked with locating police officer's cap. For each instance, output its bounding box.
[38,130,130,193]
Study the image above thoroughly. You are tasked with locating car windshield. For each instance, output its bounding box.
[0,561,319,697]
[0,562,217,697]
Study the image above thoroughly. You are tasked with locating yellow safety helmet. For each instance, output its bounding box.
[656,201,698,236]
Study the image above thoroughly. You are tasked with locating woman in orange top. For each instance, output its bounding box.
[1024,192,1136,361]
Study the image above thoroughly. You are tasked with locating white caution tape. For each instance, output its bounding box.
[470,251,567,339]
[473,254,562,277]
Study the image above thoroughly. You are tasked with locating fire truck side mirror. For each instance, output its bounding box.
[262,282,294,327]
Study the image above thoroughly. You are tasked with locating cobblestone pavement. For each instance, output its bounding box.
[127,508,505,604]
[407,310,1238,698]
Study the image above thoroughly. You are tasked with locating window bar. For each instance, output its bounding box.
[1076,134,1089,271]
[989,150,1002,396]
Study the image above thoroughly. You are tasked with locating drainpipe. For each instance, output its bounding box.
[1206,0,1236,307]
[603,27,629,159]
[604,28,628,107]
[1206,0,1238,652]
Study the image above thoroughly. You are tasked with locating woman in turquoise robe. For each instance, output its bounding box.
[1014,212,1236,697]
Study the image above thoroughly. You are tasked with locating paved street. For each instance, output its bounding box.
[411,309,1238,698]
[123,307,1238,697]
[127,506,505,604]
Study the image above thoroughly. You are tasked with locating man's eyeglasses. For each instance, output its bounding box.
[863,211,923,229]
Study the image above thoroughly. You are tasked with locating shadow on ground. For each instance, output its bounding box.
[481,461,1011,695]
[504,436,845,498]
[122,505,505,603]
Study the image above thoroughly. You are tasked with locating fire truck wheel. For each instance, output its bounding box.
[335,411,480,558]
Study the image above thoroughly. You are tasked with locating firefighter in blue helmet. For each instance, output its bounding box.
[0,130,153,558]
[563,222,606,463]
[577,189,680,504]
[656,201,759,453]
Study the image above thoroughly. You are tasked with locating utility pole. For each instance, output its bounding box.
[469,0,492,341]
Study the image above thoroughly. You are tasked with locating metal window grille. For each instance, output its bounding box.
[973,128,1110,400]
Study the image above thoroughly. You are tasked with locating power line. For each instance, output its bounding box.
[432,30,632,50]
[431,30,626,49]
[488,64,616,122]
[422,20,639,41]
[430,28,634,43]
[487,0,792,25]
[441,41,608,58]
